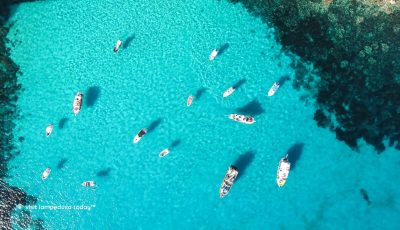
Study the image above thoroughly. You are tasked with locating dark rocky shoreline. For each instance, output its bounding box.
[227,0,400,153]
[0,0,43,229]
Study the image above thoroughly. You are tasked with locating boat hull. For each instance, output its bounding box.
[223,87,235,97]
[267,82,280,96]
[133,128,147,144]
[219,166,238,198]
[209,49,218,61]
[42,168,51,180]
[73,92,83,115]
[228,114,255,124]
[113,40,122,52]
[276,155,290,187]
[82,181,96,187]
[45,124,54,137]
[187,96,193,107]
[159,148,170,157]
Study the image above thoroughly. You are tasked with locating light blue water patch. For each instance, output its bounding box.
[6,0,400,229]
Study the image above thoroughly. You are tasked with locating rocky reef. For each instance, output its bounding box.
[228,0,400,152]
[0,0,42,229]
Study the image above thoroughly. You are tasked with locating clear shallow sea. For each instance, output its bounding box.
[5,0,400,229]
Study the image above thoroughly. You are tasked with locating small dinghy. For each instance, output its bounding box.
[73,92,83,116]
[45,124,54,137]
[82,181,96,187]
[267,82,280,96]
[223,87,235,98]
[133,128,147,144]
[228,114,255,124]
[276,154,291,187]
[187,95,193,107]
[113,39,122,53]
[42,168,51,180]
[159,148,170,158]
[209,49,219,61]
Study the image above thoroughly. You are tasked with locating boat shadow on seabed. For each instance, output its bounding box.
[286,143,304,171]
[233,151,255,181]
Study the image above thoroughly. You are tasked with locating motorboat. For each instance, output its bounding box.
[42,167,51,180]
[82,181,96,187]
[113,39,122,52]
[133,128,147,144]
[45,124,54,137]
[219,166,238,198]
[276,154,291,187]
[73,92,83,116]
[209,49,219,61]
[223,87,235,98]
[267,82,280,96]
[228,114,255,124]
[159,148,170,157]
[187,95,193,107]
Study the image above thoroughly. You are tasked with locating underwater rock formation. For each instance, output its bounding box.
[1,0,40,229]
[228,0,400,152]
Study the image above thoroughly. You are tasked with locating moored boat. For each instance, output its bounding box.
[187,95,193,107]
[45,124,54,137]
[73,92,83,116]
[209,49,219,61]
[276,154,291,187]
[219,166,238,198]
[159,148,170,157]
[42,167,51,180]
[267,82,280,96]
[82,181,96,187]
[223,86,235,98]
[228,114,255,124]
[113,39,122,52]
[133,128,147,144]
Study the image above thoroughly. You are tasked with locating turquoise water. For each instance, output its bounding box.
[6,0,400,229]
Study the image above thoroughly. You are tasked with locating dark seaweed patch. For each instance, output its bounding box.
[227,0,400,153]
[0,0,40,228]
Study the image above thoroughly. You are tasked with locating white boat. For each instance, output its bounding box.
[228,114,255,124]
[45,124,54,137]
[133,128,147,144]
[82,181,96,187]
[209,49,219,61]
[73,92,83,116]
[276,155,291,187]
[220,166,238,198]
[159,148,170,157]
[267,82,280,96]
[223,87,235,98]
[41,168,51,180]
[187,95,193,107]
[113,39,122,53]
